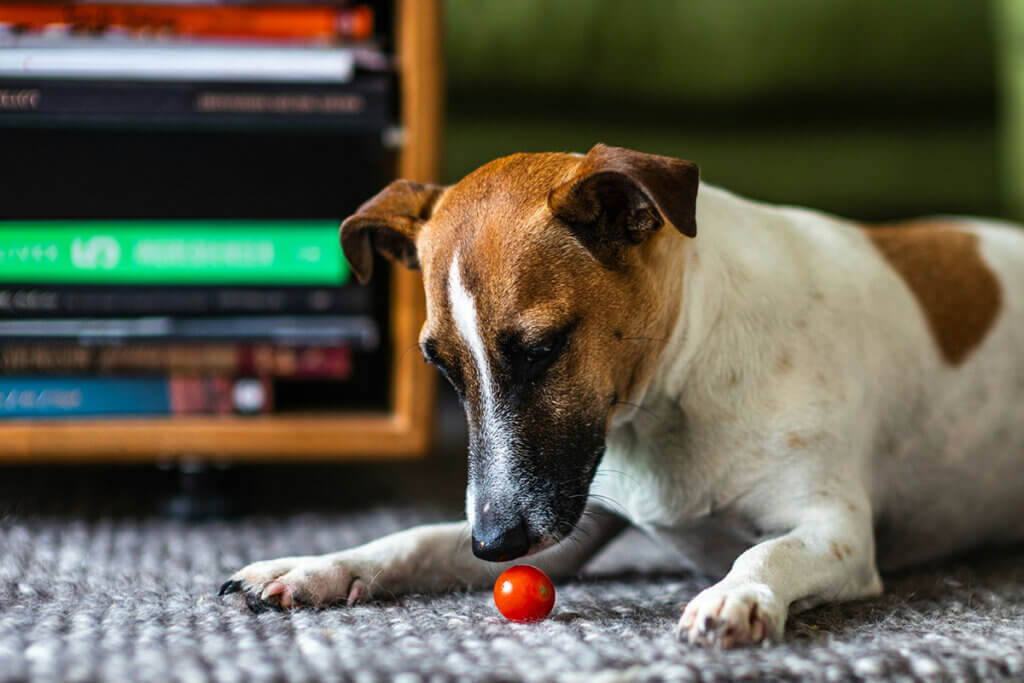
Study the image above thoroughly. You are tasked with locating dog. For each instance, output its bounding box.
[220,143,1024,648]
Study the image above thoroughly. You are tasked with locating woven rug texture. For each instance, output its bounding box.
[1,460,1023,683]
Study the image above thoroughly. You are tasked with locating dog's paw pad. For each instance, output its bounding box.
[259,581,295,609]
[677,583,783,649]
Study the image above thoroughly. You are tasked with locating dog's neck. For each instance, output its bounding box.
[615,183,793,428]
[624,185,734,409]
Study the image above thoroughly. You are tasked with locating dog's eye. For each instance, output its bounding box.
[524,339,557,365]
[520,331,568,372]
[500,320,577,384]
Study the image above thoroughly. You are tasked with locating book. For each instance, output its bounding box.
[0,40,356,82]
[0,376,171,418]
[0,374,279,418]
[0,344,354,379]
[0,3,374,42]
[0,316,380,348]
[169,374,274,415]
[0,74,392,127]
[0,220,351,286]
[0,285,373,318]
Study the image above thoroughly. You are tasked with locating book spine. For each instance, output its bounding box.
[0,374,278,418]
[0,376,170,418]
[0,76,392,128]
[0,286,373,318]
[0,46,356,83]
[0,344,353,379]
[169,374,273,415]
[0,4,374,42]
[0,316,379,349]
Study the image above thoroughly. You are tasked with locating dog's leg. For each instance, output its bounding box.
[220,504,627,611]
[677,493,882,648]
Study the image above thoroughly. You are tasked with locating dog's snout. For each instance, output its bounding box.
[471,505,530,562]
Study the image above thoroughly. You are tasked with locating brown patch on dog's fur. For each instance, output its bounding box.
[776,350,793,373]
[864,221,1002,365]
[787,433,805,449]
[830,541,843,561]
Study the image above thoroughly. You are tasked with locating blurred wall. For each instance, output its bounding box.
[442,0,1001,221]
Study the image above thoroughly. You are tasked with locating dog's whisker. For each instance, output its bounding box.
[453,526,474,559]
[583,493,631,518]
[591,467,642,488]
[365,565,400,603]
[612,400,659,420]
[400,341,427,365]
[565,519,593,541]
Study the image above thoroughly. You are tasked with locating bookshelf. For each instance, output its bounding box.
[0,0,442,462]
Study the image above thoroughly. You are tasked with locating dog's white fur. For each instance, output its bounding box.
[448,250,516,531]
[227,181,1024,648]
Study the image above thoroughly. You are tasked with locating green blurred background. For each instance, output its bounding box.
[442,0,1023,222]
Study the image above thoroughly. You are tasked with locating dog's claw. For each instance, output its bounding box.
[244,591,275,614]
[218,577,285,613]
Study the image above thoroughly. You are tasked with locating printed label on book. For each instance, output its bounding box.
[0,221,350,285]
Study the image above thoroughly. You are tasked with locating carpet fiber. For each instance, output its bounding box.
[1,462,1023,682]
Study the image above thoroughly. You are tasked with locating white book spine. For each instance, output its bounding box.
[0,46,355,82]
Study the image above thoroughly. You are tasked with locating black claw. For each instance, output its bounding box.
[245,591,275,614]
[218,580,243,596]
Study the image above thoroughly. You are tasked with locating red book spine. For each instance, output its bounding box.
[0,4,374,41]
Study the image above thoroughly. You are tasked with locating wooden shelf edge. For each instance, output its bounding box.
[0,412,432,462]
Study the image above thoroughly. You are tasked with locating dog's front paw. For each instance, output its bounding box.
[218,554,374,613]
[677,582,785,648]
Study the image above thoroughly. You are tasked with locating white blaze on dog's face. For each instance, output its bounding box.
[341,144,699,561]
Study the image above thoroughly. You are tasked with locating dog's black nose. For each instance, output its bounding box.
[471,515,530,562]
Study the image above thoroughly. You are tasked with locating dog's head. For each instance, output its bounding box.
[341,144,699,561]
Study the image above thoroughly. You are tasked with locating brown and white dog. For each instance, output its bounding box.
[220,144,1024,648]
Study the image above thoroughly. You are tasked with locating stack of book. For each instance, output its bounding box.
[0,1,392,128]
[0,220,385,419]
[0,3,397,421]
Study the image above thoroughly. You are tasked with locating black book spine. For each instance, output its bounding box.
[0,285,373,318]
[0,75,394,130]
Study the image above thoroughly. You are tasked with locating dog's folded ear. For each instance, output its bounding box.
[548,144,699,264]
[340,179,445,284]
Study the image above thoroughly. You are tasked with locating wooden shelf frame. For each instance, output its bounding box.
[0,0,442,462]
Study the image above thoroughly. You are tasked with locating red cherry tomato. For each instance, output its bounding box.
[493,565,555,622]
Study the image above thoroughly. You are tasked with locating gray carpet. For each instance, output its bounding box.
[2,459,1024,682]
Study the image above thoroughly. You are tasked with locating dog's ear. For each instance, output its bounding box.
[547,144,699,264]
[340,179,445,284]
